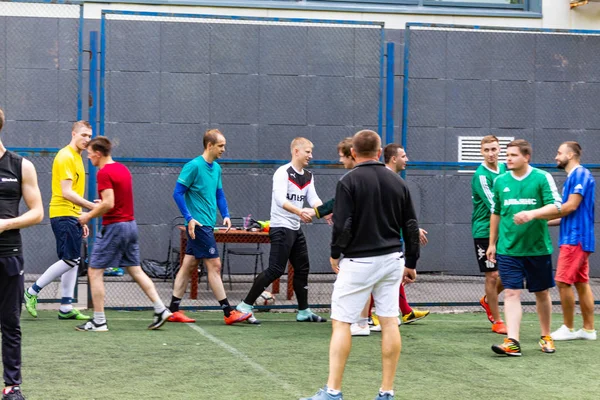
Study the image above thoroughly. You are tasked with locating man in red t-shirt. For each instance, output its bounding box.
[75,137,172,332]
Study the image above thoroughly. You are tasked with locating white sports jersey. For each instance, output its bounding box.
[270,163,321,230]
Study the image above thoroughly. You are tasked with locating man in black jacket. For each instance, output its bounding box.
[301,130,420,400]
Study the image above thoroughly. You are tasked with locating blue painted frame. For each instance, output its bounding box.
[99,9,385,164]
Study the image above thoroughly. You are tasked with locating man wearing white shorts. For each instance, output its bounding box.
[301,130,420,400]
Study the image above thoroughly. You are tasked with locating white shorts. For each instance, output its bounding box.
[330,252,404,323]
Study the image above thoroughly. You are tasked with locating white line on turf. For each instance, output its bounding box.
[186,323,303,398]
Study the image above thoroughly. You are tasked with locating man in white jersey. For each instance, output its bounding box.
[237,137,325,324]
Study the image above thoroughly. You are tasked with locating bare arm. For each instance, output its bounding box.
[0,159,43,234]
[486,214,500,263]
[78,189,114,225]
[61,179,96,211]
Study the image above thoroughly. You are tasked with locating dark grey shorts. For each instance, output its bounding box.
[90,220,140,269]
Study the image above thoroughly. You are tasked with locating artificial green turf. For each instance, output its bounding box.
[20,311,600,399]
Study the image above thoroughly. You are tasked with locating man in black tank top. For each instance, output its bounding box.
[0,109,44,400]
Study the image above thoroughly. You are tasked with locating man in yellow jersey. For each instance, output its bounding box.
[24,121,96,320]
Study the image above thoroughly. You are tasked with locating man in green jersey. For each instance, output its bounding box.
[487,139,562,356]
[471,135,506,335]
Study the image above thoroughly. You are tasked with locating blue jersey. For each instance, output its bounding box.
[559,165,595,252]
[177,156,222,227]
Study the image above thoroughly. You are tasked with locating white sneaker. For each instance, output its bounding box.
[551,325,578,341]
[351,323,370,336]
[575,328,597,340]
[75,320,108,332]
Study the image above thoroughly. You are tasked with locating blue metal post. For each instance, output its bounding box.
[400,25,411,179]
[385,42,395,146]
[377,28,385,139]
[99,14,106,137]
[88,31,99,252]
[76,4,83,120]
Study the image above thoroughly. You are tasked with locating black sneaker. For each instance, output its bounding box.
[2,386,25,400]
[148,308,173,330]
[75,319,108,332]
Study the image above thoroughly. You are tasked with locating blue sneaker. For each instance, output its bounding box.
[300,386,343,400]
[374,393,394,400]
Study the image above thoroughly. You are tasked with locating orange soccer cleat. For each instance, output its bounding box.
[168,310,196,323]
[224,310,251,325]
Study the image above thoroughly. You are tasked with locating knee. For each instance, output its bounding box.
[557,281,571,290]
[264,264,286,281]
[504,289,520,300]
[485,272,499,284]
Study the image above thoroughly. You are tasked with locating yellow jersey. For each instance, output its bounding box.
[49,145,86,218]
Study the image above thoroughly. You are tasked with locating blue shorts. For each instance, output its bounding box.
[185,226,219,259]
[497,254,555,292]
[90,221,140,269]
[51,217,83,260]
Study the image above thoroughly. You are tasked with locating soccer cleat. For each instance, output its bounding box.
[575,328,597,341]
[75,319,108,332]
[492,338,521,356]
[2,386,25,400]
[371,314,380,326]
[402,309,430,324]
[23,291,38,318]
[58,309,91,320]
[367,316,374,326]
[300,386,343,400]
[551,325,578,341]
[247,315,261,325]
[148,308,173,330]
[224,310,251,325]
[374,393,394,400]
[539,335,556,353]
[297,312,327,323]
[369,317,401,332]
[350,323,370,336]
[492,320,507,335]
[168,310,196,323]
[479,296,494,323]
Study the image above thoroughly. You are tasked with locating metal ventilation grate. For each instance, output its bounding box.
[458,136,514,172]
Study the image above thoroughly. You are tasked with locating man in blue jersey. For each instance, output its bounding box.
[514,141,595,341]
[168,129,250,325]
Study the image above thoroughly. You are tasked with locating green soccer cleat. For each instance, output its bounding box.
[24,291,38,318]
[58,309,91,320]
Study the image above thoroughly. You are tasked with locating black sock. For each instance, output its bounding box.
[169,296,182,313]
[219,298,233,317]
[244,271,272,306]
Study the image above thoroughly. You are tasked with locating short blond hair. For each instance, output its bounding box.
[481,135,499,146]
[72,120,92,133]
[290,137,313,154]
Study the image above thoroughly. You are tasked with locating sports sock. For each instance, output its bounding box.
[399,285,412,315]
[28,283,42,296]
[60,262,78,301]
[584,328,595,333]
[357,317,368,327]
[379,389,394,397]
[94,312,106,324]
[218,298,233,317]
[153,300,166,314]
[59,303,73,313]
[169,296,182,313]
[34,260,72,291]
[327,387,341,396]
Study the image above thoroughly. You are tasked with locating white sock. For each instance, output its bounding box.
[35,260,72,289]
[27,286,39,296]
[327,387,341,395]
[59,305,73,313]
[60,263,79,300]
[379,389,394,396]
[94,312,106,324]
[358,317,368,327]
[153,300,166,314]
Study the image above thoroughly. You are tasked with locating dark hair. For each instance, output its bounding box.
[0,108,4,133]
[203,129,223,149]
[88,136,112,156]
[562,141,582,158]
[352,130,381,158]
[72,120,92,133]
[337,137,353,158]
[506,139,532,158]
[383,143,403,164]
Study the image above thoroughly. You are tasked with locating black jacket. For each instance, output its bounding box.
[330,161,420,269]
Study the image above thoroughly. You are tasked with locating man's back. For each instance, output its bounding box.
[331,161,419,267]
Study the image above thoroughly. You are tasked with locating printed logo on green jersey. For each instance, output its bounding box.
[504,199,537,206]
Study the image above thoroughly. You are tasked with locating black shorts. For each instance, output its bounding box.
[474,238,498,273]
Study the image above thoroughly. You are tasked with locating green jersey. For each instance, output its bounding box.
[491,166,561,256]
[471,163,506,238]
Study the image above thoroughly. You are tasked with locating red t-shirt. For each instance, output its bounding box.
[97,162,134,225]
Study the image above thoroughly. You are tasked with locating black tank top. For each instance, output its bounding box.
[0,150,23,256]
